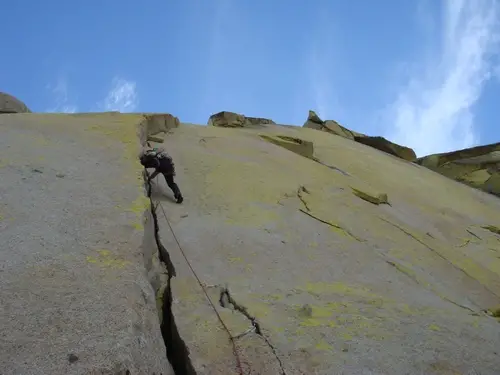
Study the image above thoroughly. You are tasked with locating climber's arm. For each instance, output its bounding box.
[148,169,160,182]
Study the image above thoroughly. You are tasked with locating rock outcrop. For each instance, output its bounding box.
[303,110,417,161]
[2,111,500,375]
[304,110,359,140]
[354,135,417,162]
[138,113,180,144]
[208,111,275,128]
[417,143,500,197]
[0,92,31,113]
[259,134,315,159]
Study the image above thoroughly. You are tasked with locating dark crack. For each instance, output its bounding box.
[297,185,310,212]
[145,172,197,375]
[299,208,363,242]
[380,217,500,300]
[384,260,477,313]
[218,286,287,375]
[467,229,482,240]
[312,157,350,176]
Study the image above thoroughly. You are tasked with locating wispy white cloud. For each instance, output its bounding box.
[45,76,78,113]
[306,5,345,124]
[385,0,500,157]
[309,49,332,121]
[100,77,138,112]
[201,0,232,114]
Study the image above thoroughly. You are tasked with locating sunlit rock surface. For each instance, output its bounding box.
[303,110,417,161]
[153,119,500,375]
[1,109,500,375]
[0,113,174,375]
[417,142,500,197]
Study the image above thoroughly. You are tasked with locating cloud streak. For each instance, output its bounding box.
[385,0,500,157]
[46,76,78,113]
[101,77,138,112]
[307,5,344,123]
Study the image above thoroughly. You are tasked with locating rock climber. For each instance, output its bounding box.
[140,146,184,204]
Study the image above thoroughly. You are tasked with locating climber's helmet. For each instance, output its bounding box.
[139,149,157,167]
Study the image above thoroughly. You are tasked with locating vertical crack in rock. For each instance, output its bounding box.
[297,185,311,212]
[219,286,287,375]
[146,179,197,375]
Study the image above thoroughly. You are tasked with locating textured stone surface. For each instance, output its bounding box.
[149,121,500,375]
[259,134,315,159]
[208,111,275,128]
[141,113,180,138]
[245,116,276,126]
[3,110,500,375]
[303,110,358,140]
[0,92,31,113]
[354,135,417,161]
[417,143,500,197]
[0,113,173,375]
[303,110,416,161]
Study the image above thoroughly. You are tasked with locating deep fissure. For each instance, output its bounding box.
[146,178,197,375]
[142,157,286,374]
[219,287,287,375]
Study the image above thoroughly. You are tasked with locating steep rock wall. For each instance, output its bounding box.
[148,120,500,375]
[2,109,500,375]
[0,112,174,375]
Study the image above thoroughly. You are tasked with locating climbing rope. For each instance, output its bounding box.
[152,175,245,375]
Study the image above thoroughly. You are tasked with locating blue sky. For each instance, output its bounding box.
[2,0,500,157]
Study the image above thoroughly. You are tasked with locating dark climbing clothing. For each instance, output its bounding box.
[164,173,183,203]
[140,149,183,203]
[141,149,176,175]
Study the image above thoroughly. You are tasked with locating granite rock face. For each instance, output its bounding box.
[151,120,500,375]
[303,110,499,196]
[303,110,360,140]
[208,111,275,128]
[2,110,500,375]
[303,110,417,161]
[0,92,31,113]
[417,143,500,197]
[0,113,174,375]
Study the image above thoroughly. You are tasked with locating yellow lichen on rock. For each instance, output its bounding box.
[259,134,315,159]
[482,225,500,235]
[417,142,500,197]
[1,110,174,374]
[487,306,500,318]
[350,186,389,205]
[4,106,500,375]
[153,118,500,374]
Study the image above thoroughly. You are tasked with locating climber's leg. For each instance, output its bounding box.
[163,173,183,203]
